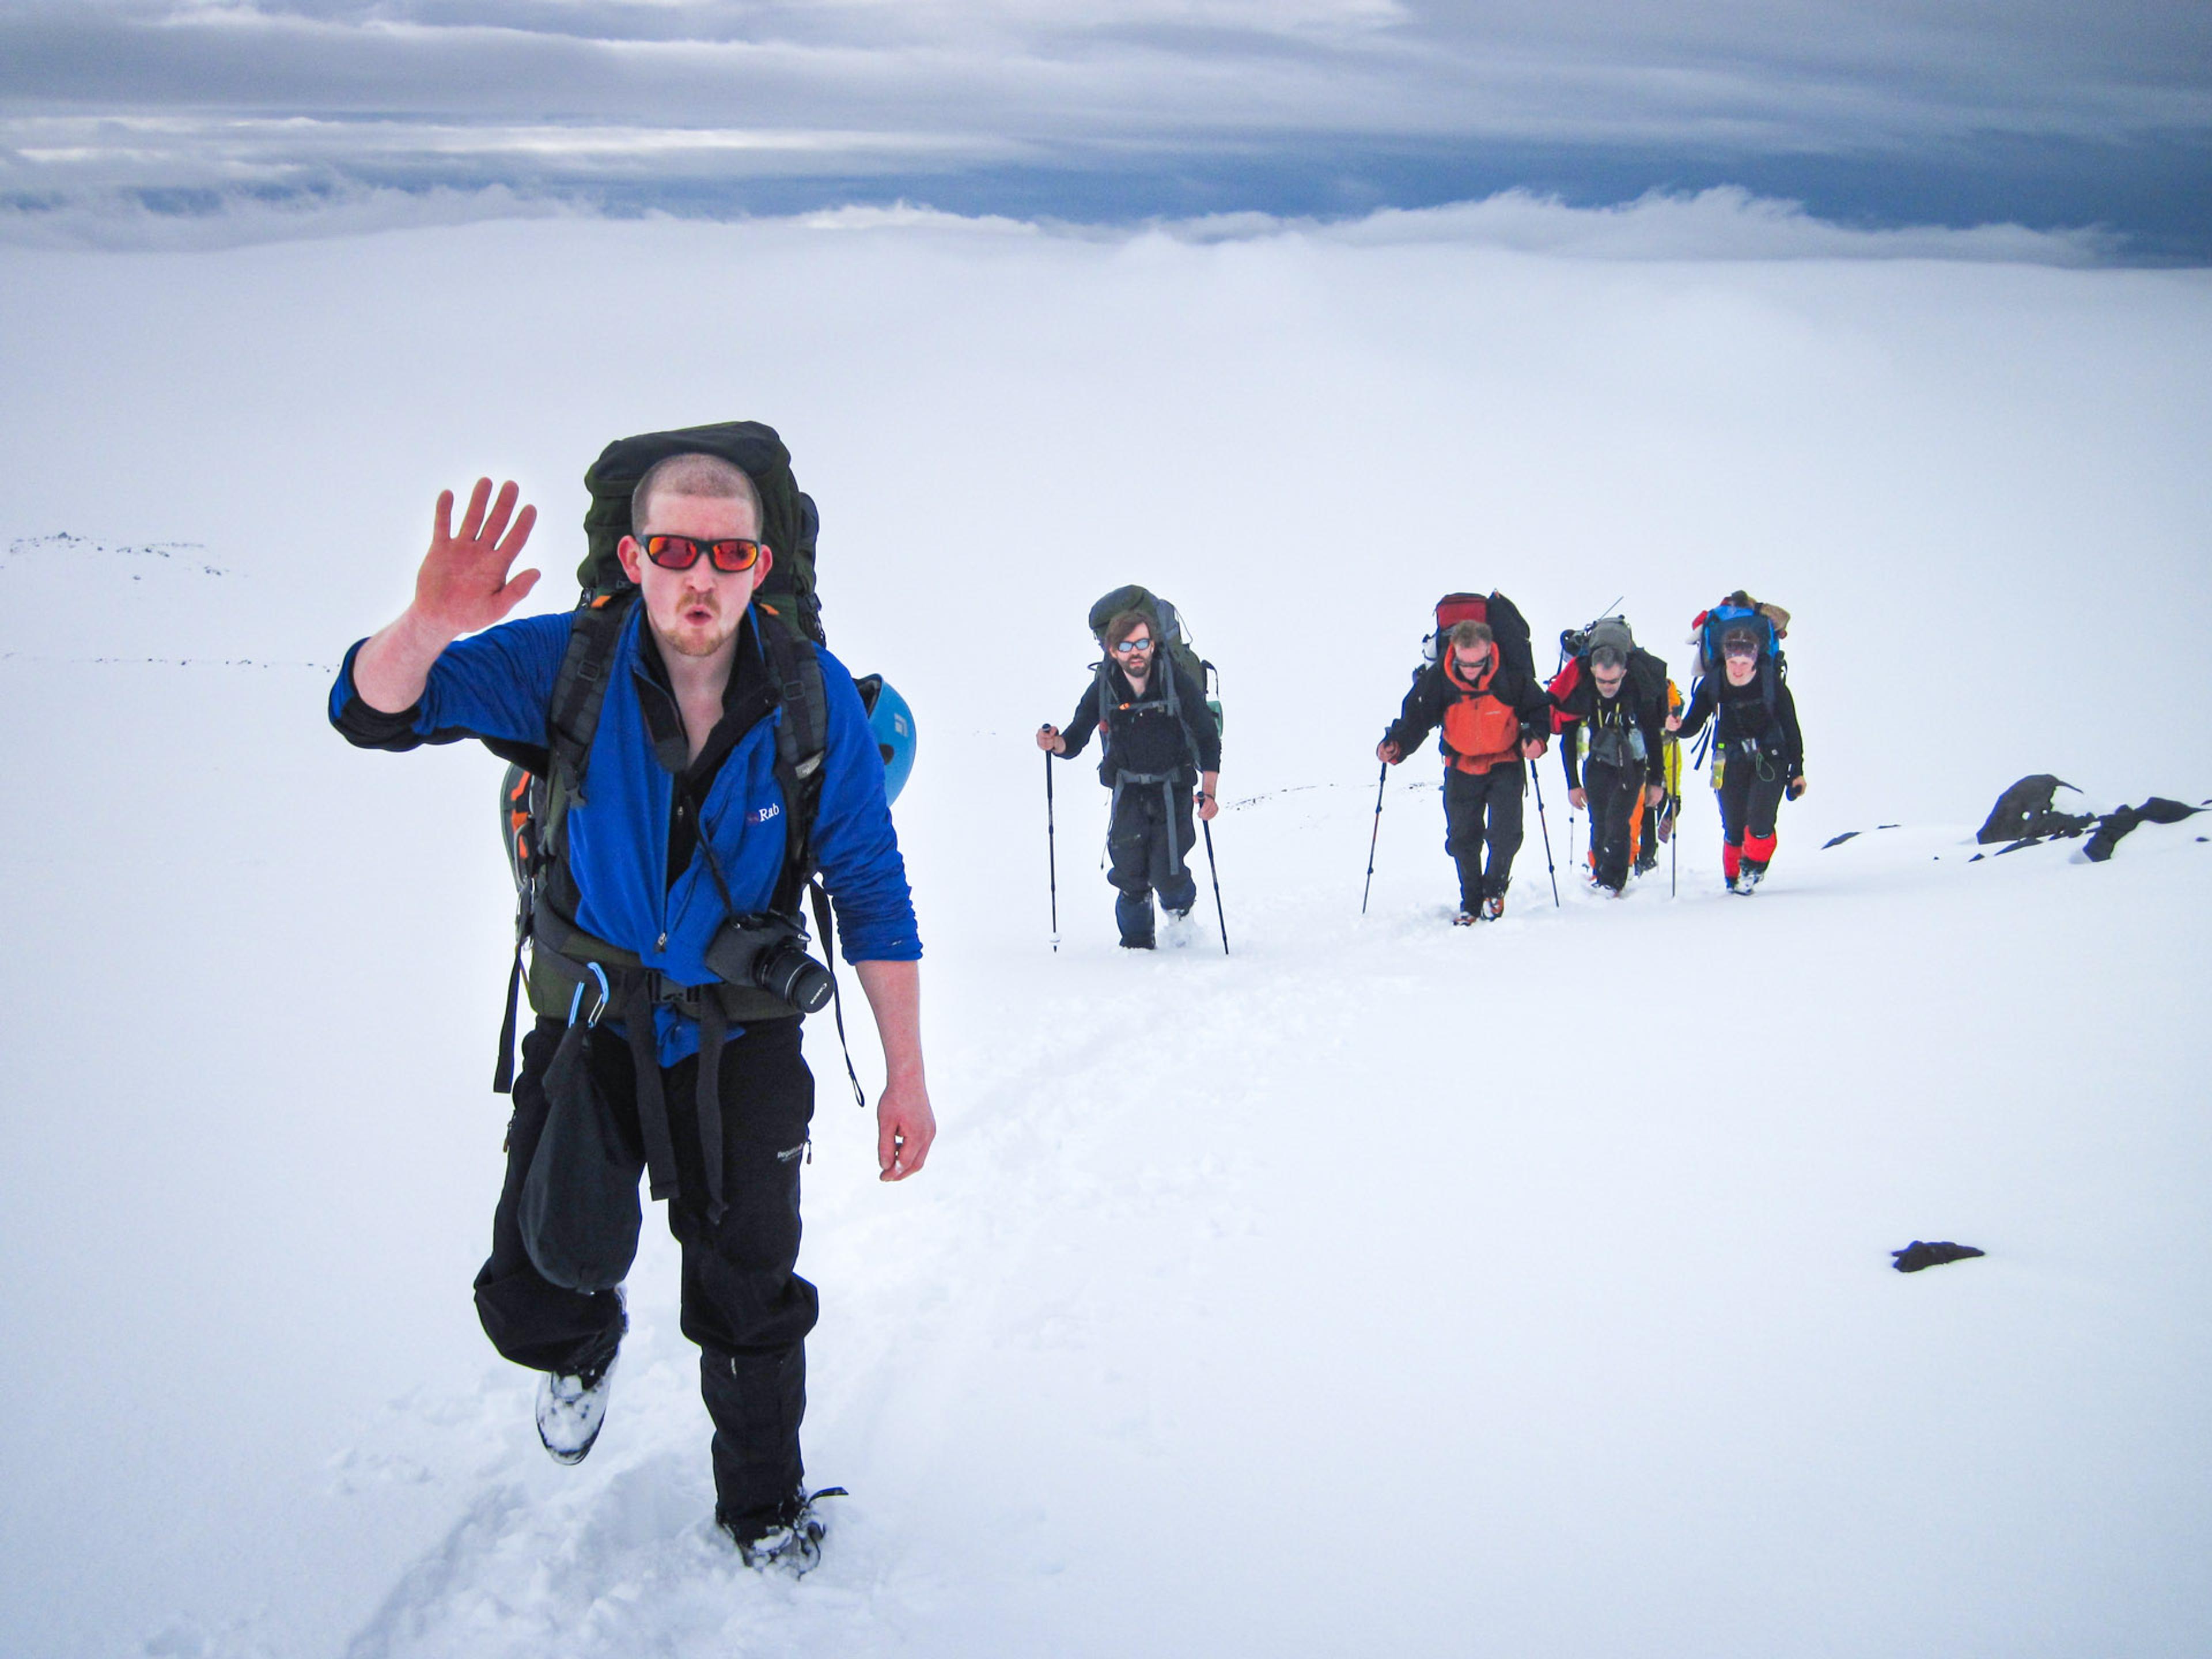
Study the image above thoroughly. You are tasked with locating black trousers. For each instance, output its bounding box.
[1107,777,1199,944]
[1583,759,1645,890]
[1715,743,1790,851]
[476,1013,818,1524]
[1442,763,1524,908]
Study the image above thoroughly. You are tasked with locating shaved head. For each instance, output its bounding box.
[631,452,762,537]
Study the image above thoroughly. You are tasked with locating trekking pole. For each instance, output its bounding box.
[1670,790,1679,898]
[1531,765,1562,908]
[1202,817,1230,955]
[1044,751,1060,952]
[1360,759,1388,915]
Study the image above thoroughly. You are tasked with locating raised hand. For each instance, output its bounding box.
[351,476,542,715]
[414,478,540,637]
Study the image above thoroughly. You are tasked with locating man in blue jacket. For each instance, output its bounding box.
[329,455,933,1572]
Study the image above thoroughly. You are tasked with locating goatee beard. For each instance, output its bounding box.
[658,612,737,659]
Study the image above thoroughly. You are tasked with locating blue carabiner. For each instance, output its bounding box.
[566,961,613,1028]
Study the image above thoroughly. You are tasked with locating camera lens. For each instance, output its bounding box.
[755,938,835,1013]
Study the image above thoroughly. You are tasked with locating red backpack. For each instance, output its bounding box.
[1421,592,1535,682]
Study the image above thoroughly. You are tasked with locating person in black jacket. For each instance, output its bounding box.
[1038,609,1222,949]
[1377,620,1551,923]
[1671,624,1807,894]
[1554,622,1670,897]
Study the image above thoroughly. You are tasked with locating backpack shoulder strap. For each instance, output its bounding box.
[541,589,637,866]
[494,589,632,1093]
[757,619,830,917]
[547,591,636,805]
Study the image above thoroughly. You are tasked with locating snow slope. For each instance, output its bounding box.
[2,210,2209,1658]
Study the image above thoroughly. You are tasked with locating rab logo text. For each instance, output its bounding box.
[748,804,782,824]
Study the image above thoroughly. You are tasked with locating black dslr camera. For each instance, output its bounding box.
[703,912,835,1013]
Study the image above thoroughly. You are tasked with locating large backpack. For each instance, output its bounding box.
[1688,592,1789,689]
[1682,591,1789,767]
[577,420,825,642]
[1086,584,1223,748]
[1545,613,1669,741]
[490,421,882,1092]
[1421,592,1535,684]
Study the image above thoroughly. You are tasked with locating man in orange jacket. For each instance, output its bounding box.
[1378,620,1552,923]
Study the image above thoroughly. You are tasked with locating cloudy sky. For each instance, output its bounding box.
[3,1,2207,254]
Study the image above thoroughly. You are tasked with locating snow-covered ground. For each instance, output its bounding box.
[2,207,2209,1657]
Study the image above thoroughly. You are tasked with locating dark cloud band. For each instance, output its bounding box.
[3,1,2206,256]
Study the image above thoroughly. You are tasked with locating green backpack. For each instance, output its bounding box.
[1086,584,1224,739]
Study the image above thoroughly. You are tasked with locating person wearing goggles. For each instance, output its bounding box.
[330,448,932,1574]
[1669,623,1808,894]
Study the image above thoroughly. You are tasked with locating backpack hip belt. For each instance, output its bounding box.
[530,906,798,1027]
[1714,733,1782,786]
[528,905,798,1228]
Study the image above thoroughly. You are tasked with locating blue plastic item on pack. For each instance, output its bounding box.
[864,677,917,805]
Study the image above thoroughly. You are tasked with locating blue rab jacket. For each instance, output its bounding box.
[329,603,920,1065]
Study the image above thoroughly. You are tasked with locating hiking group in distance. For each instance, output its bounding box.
[1043,584,1806,945]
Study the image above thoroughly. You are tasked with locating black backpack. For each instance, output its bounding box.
[578,420,825,642]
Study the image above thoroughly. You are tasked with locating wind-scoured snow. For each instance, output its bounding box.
[2,208,2208,1658]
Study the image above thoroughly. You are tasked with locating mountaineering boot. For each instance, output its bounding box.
[536,1354,616,1465]
[1735,859,1767,895]
[1453,908,1480,926]
[719,1487,846,1575]
[1480,892,1506,921]
[1162,906,1196,949]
